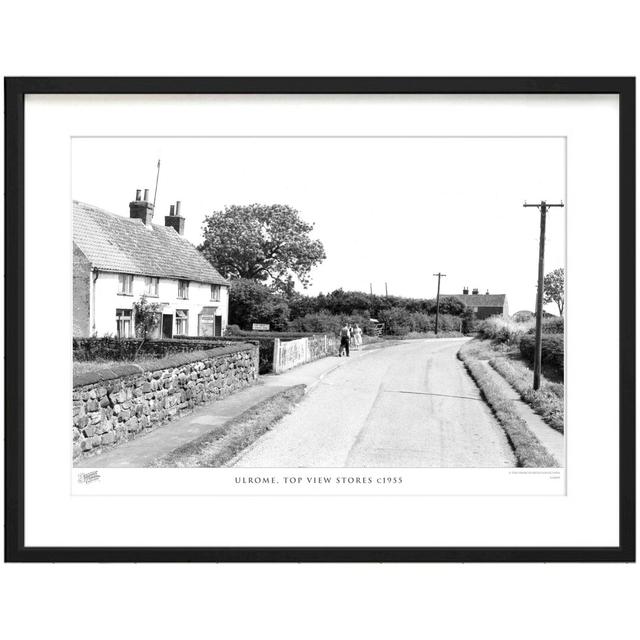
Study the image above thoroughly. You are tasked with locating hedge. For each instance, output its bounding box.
[73,337,235,362]
[519,334,564,373]
[527,317,564,335]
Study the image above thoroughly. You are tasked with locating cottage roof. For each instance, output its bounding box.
[443,293,507,307]
[73,201,228,286]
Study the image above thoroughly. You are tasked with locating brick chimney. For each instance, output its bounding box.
[463,287,469,295]
[164,200,185,235]
[472,288,479,295]
[129,188,154,226]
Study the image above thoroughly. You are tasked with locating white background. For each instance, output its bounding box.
[1,2,638,639]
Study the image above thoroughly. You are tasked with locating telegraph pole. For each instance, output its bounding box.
[432,272,446,335]
[523,199,564,390]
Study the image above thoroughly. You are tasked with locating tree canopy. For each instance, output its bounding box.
[227,278,290,331]
[199,204,326,289]
[543,267,565,316]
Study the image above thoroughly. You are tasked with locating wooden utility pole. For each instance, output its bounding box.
[385,282,388,297]
[523,200,564,390]
[432,272,446,334]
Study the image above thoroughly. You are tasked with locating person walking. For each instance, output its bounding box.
[353,323,363,350]
[339,322,351,357]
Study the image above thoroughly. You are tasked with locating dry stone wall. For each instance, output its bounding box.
[73,343,258,460]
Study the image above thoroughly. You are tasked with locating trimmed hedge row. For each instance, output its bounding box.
[526,316,564,335]
[73,337,235,362]
[519,334,564,373]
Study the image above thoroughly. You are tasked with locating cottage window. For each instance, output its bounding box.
[145,276,159,297]
[210,284,221,301]
[118,273,133,295]
[178,279,189,299]
[176,309,189,336]
[116,308,133,338]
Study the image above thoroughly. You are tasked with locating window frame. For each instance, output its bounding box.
[177,279,189,300]
[115,308,133,338]
[175,309,189,336]
[144,276,159,297]
[118,273,133,295]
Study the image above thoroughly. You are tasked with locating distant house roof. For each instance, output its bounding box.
[443,293,507,308]
[73,201,228,286]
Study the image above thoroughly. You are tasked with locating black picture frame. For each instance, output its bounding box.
[4,77,635,563]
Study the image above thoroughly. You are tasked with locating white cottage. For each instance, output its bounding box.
[73,192,229,339]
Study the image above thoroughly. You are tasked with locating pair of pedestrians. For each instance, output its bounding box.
[338,323,362,357]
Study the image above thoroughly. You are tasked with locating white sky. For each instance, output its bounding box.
[72,137,566,313]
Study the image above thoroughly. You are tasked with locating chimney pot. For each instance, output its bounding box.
[165,200,185,235]
[143,188,149,201]
[130,190,154,226]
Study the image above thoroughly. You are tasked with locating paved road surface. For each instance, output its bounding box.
[233,339,516,468]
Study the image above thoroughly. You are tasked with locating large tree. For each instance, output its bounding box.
[543,267,565,316]
[199,204,326,289]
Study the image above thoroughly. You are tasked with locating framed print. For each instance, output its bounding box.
[4,77,635,562]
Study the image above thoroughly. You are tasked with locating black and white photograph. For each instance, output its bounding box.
[71,135,566,473]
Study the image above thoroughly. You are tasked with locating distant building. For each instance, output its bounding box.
[444,287,509,319]
[73,191,229,339]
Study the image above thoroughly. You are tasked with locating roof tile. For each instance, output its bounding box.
[73,201,228,286]
[443,294,507,307]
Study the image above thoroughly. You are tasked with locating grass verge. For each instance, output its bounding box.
[488,357,564,433]
[458,342,559,468]
[147,385,306,468]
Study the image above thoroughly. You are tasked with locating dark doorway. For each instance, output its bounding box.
[215,315,222,337]
[162,314,173,339]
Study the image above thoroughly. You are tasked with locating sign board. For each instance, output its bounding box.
[252,323,270,331]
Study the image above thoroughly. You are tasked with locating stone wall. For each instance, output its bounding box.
[73,343,258,460]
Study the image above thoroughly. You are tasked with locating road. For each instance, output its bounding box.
[233,339,516,468]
